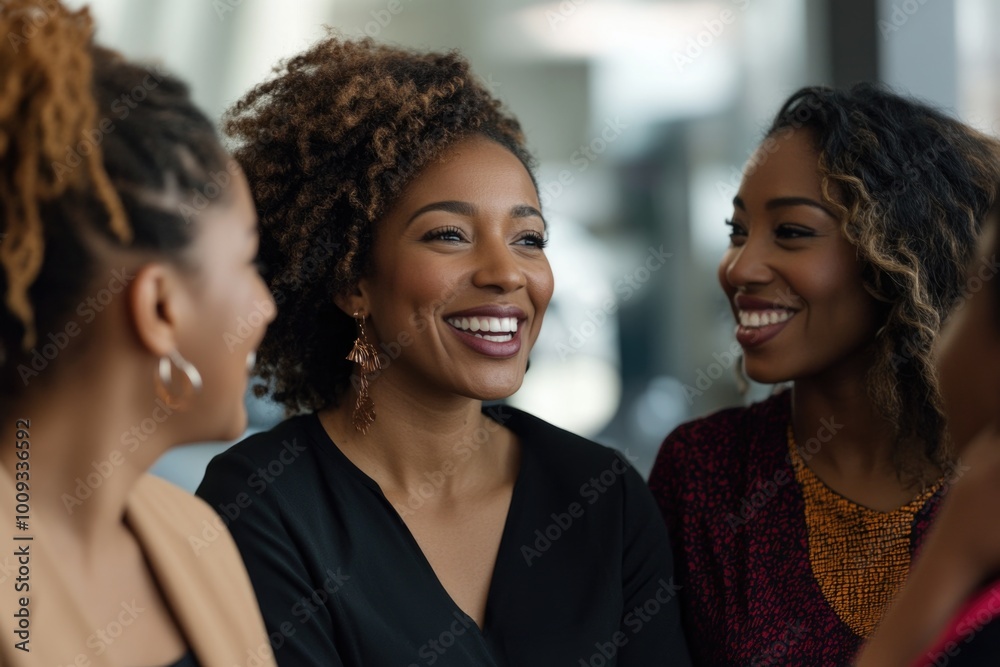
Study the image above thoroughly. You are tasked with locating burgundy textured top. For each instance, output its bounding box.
[648,391,945,666]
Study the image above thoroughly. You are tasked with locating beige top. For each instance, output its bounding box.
[0,472,276,667]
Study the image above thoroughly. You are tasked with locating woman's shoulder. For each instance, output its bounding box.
[130,473,224,535]
[676,389,788,435]
[129,473,250,568]
[665,390,789,449]
[496,404,631,471]
[128,475,277,665]
[653,390,791,481]
[196,413,333,514]
[497,405,654,519]
[213,413,317,465]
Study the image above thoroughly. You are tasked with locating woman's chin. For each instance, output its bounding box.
[465,378,524,402]
[743,363,792,387]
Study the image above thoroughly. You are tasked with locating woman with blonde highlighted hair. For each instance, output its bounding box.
[649,84,1000,665]
[0,1,276,664]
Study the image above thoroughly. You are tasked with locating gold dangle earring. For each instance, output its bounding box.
[346,312,383,433]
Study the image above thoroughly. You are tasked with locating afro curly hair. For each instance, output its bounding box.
[225,35,537,414]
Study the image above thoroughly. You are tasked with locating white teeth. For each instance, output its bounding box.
[447,316,519,335]
[738,309,794,328]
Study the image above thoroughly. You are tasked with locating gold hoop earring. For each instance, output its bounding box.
[346,313,382,433]
[155,349,203,411]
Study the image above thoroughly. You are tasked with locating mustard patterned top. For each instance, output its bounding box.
[789,425,942,637]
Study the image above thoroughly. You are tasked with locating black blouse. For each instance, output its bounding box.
[196,405,691,666]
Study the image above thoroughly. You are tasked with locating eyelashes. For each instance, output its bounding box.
[725,219,745,241]
[724,219,817,241]
[421,226,464,242]
[518,231,548,249]
[421,226,548,249]
[774,226,817,240]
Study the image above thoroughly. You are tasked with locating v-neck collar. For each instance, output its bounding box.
[304,406,528,643]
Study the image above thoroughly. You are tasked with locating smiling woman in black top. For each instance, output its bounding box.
[195,36,691,667]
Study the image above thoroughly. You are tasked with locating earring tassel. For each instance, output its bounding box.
[346,314,383,433]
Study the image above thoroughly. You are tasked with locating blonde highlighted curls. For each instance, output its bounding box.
[0,0,130,350]
[819,166,950,479]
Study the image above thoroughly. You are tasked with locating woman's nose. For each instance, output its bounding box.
[471,239,527,293]
[722,236,774,288]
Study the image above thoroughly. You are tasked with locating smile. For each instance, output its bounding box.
[444,314,523,357]
[735,309,797,348]
[737,309,795,328]
[446,316,518,343]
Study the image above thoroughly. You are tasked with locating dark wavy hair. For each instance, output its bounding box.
[225,35,536,414]
[0,0,230,397]
[767,84,1000,483]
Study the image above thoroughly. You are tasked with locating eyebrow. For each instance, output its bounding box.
[732,195,836,218]
[407,201,476,225]
[511,204,546,227]
[406,200,547,227]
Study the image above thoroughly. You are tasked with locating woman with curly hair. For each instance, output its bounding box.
[0,1,276,665]
[648,84,1000,665]
[195,36,692,666]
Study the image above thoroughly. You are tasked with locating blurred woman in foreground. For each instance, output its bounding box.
[0,1,275,664]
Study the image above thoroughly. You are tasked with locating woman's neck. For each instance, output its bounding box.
[319,379,517,501]
[790,365,938,507]
[791,376,894,472]
[0,356,174,557]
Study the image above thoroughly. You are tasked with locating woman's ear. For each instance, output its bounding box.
[127,263,185,358]
[333,280,370,318]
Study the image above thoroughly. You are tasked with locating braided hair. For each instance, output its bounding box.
[0,0,232,396]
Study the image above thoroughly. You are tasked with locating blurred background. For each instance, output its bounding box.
[67,0,1000,486]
